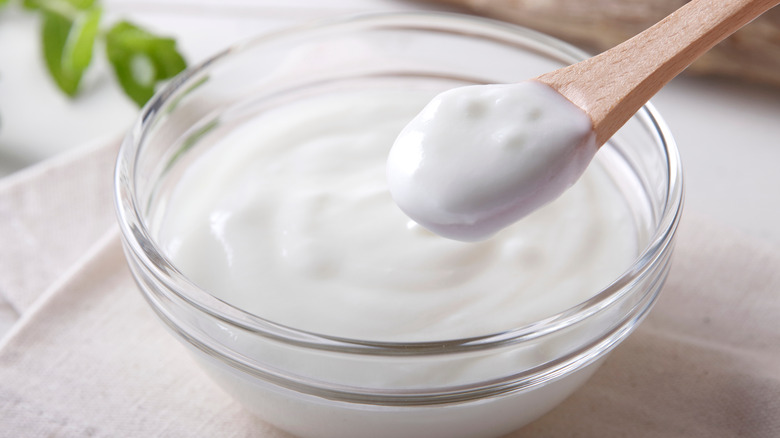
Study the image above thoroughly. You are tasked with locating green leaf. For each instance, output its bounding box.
[106,21,187,107]
[66,0,95,9]
[65,6,100,71]
[0,0,9,9]
[41,6,101,96]
[24,0,96,12]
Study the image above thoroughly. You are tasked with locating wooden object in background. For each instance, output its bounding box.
[428,0,780,87]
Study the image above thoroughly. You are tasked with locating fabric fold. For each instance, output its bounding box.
[0,138,120,322]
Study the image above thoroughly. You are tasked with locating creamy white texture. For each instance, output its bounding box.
[159,89,636,342]
[387,82,596,241]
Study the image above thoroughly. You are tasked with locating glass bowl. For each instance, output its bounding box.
[115,12,683,438]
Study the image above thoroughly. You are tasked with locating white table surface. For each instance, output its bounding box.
[2,0,779,247]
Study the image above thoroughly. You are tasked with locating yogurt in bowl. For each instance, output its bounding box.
[115,12,682,438]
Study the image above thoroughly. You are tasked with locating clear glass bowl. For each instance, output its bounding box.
[115,12,683,438]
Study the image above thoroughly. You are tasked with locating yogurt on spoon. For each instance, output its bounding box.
[386,81,595,242]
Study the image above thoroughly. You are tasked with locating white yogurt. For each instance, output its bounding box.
[158,88,636,343]
[387,82,596,241]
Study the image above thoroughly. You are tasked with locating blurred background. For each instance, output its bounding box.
[1,0,779,245]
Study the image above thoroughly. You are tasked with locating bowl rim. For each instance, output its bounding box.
[114,11,684,356]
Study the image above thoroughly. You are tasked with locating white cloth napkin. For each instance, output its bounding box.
[1,140,778,437]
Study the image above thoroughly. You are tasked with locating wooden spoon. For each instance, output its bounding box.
[387,0,779,241]
[536,0,780,146]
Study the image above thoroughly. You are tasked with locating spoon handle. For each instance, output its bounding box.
[536,0,780,146]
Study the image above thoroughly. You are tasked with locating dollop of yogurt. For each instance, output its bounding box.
[386,81,596,241]
[158,89,637,342]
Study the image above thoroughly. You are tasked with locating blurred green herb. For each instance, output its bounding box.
[41,6,101,95]
[106,21,187,106]
[11,0,187,106]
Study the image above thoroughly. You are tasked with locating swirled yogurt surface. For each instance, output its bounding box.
[387,81,596,241]
[158,88,636,342]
